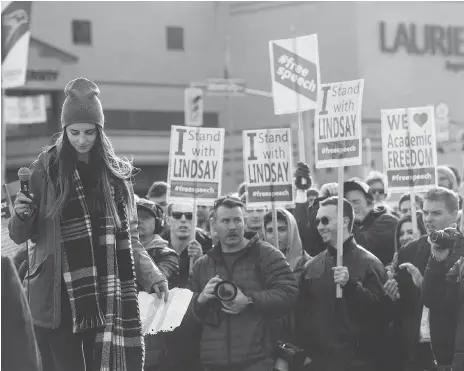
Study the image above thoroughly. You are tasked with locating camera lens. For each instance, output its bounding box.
[430,231,439,243]
[214,280,238,302]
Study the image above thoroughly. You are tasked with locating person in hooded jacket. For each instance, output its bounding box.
[263,208,311,281]
[344,179,399,266]
[263,208,311,367]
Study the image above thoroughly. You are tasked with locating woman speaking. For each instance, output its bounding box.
[9,77,168,371]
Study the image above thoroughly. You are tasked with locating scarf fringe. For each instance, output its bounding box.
[74,313,106,332]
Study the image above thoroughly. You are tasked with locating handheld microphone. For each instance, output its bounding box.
[18,167,32,198]
[18,167,32,216]
[18,167,33,307]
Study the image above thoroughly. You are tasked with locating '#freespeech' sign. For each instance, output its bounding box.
[269,34,320,115]
[381,106,438,193]
[243,128,294,208]
[314,79,364,168]
[167,126,225,206]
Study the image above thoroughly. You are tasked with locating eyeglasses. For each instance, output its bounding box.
[171,212,193,220]
[371,189,385,195]
[315,216,330,226]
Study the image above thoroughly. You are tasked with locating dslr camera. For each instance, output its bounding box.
[273,341,306,371]
[430,227,464,251]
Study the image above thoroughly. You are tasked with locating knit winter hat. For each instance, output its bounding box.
[61,77,104,128]
[344,179,374,203]
[437,165,458,191]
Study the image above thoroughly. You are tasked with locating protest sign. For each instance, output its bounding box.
[167,125,225,206]
[381,106,438,193]
[313,79,364,298]
[314,79,364,168]
[243,128,294,209]
[269,34,320,115]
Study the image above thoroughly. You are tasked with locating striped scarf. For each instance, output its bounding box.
[60,168,143,370]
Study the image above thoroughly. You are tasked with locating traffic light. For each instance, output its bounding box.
[184,88,203,127]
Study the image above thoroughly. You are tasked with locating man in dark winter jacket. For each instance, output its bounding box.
[344,179,399,265]
[144,200,211,371]
[420,187,463,371]
[385,187,460,371]
[190,196,298,371]
[296,196,390,371]
[422,241,464,371]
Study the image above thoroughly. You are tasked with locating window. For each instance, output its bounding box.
[72,20,92,45]
[166,26,184,51]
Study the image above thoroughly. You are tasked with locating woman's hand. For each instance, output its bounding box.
[13,192,35,218]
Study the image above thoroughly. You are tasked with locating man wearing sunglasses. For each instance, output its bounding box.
[296,196,390,371]
[292,162,341,257]
[148,201,213,371]
[165,201,213,288]
[190,196,298,371]
[344,179,399,266]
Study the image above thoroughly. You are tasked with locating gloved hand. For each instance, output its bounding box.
[294,162,312,190]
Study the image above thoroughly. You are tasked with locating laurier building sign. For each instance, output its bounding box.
[379,22,464,72]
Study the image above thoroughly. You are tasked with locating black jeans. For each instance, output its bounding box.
[34,282,97,371]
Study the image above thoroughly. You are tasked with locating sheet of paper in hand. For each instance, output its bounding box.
[138,288,194,335]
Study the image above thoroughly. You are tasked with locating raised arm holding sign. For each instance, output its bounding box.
[314,79,365,298]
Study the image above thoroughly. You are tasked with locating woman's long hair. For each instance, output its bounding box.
[48,126,135,229]
[394,211,427,253]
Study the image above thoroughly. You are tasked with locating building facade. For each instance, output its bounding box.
[3,1,463,195]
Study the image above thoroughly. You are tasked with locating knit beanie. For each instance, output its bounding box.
[61,77,104,128]
[437,165,458,191]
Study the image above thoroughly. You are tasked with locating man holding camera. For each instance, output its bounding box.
[385,187,460,371]
[422,207,463,370]
[189,196,298,371]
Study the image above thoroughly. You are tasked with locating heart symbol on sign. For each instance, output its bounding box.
[413,113,428,127]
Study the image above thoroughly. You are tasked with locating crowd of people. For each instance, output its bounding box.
[3,77,464,371]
